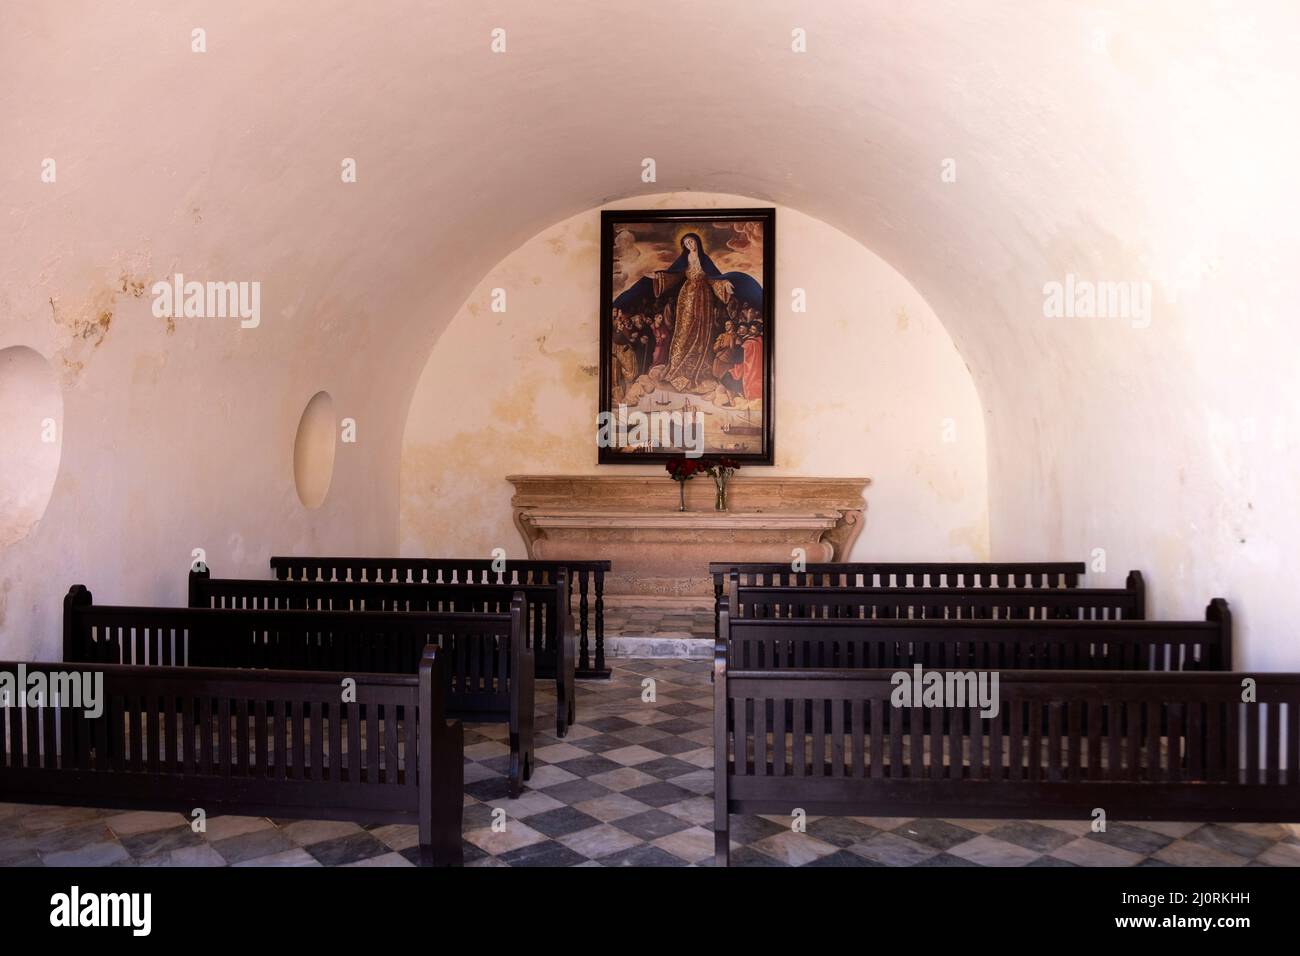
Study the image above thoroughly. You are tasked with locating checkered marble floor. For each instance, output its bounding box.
[603,605,715,639]
[2,659,1299,867]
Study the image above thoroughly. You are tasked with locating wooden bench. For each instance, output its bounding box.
[725,598,1232,672]
[0,647,464,865]
[271,555,613,679]
[64,584,535,796]
[190,569,575,737]
[710,561,1088,637]
[727,570,1145,624]
[713,641,1300,866]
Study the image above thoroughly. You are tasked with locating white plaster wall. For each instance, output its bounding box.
[0,2,410,658]
[2,1,1298,669]
[400,193,989,563]
[0,299,400,661]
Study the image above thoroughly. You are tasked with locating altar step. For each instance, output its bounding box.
[601,602,715,659]
[606,635,714,660]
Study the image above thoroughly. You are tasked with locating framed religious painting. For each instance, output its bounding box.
[598,207,776,464]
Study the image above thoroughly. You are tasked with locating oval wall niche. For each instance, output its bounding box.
[293,391,336,509]
[0,346,64,547]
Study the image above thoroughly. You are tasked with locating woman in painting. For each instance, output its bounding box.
[652,234,735,391]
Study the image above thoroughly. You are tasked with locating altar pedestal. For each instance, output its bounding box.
[507,475,869,608]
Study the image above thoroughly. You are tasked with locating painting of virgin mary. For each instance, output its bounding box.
[598,208,775,464]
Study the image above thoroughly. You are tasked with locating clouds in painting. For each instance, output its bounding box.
[611,227,643,293]
[612,220,764,298]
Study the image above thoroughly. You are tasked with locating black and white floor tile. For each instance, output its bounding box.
[1,660,1298,867]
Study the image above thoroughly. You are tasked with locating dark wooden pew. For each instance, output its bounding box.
[270,555,613,679]
[710,561,1088,637]
[712,560,1089,590]
[0,647,464,864]
[713,641,1300,866]
[64,585,535,796]
[725,598,1232,671]
[728,570,1145,623]
[189,569,575,737]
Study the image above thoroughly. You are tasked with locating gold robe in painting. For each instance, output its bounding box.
[653,257,733,391]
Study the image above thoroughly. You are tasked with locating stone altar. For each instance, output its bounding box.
[507,475,869,608]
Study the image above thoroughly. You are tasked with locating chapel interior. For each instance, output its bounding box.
[1,1,1299,871]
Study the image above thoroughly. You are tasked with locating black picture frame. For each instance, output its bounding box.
[598,207,776,465]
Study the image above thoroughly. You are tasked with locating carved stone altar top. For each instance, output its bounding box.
[507,475,869,605]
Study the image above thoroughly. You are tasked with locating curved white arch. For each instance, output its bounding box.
[400,191,989,563]
[0,2,1296,666]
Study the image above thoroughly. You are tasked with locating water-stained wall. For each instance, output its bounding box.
[400,193,990,565]
[6,3,1299,673]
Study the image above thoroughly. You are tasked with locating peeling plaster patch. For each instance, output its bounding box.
[118,272,146,298]
[110,250,154,286]
[558,361,592,398]
[89,309,113,341]
[579,365,598,378]
[59,357,85,384]
[50,285,119,352]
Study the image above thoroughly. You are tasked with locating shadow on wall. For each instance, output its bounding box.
[294,390,336,510]
[0,346,63,548]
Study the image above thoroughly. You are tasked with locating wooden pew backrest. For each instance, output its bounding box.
[710,561,1088,590]
[713,642,1300,865]
[269,554,610,679]
[729,570,1146,624]
[709,561,1089,639]
[64,586,534,795]
[188,571,574,737]
[0,647,463,864]
[724,597,1231,672]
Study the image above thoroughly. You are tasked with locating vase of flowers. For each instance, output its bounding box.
[665,456,706,511]
[705,457,740,511]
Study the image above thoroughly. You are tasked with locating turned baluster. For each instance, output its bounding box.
[578,570,591,673]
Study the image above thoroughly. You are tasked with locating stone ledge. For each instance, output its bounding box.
[605,636,714,659]
[507,474,869,603]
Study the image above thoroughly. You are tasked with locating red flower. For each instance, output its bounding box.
[666,455,708,480]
